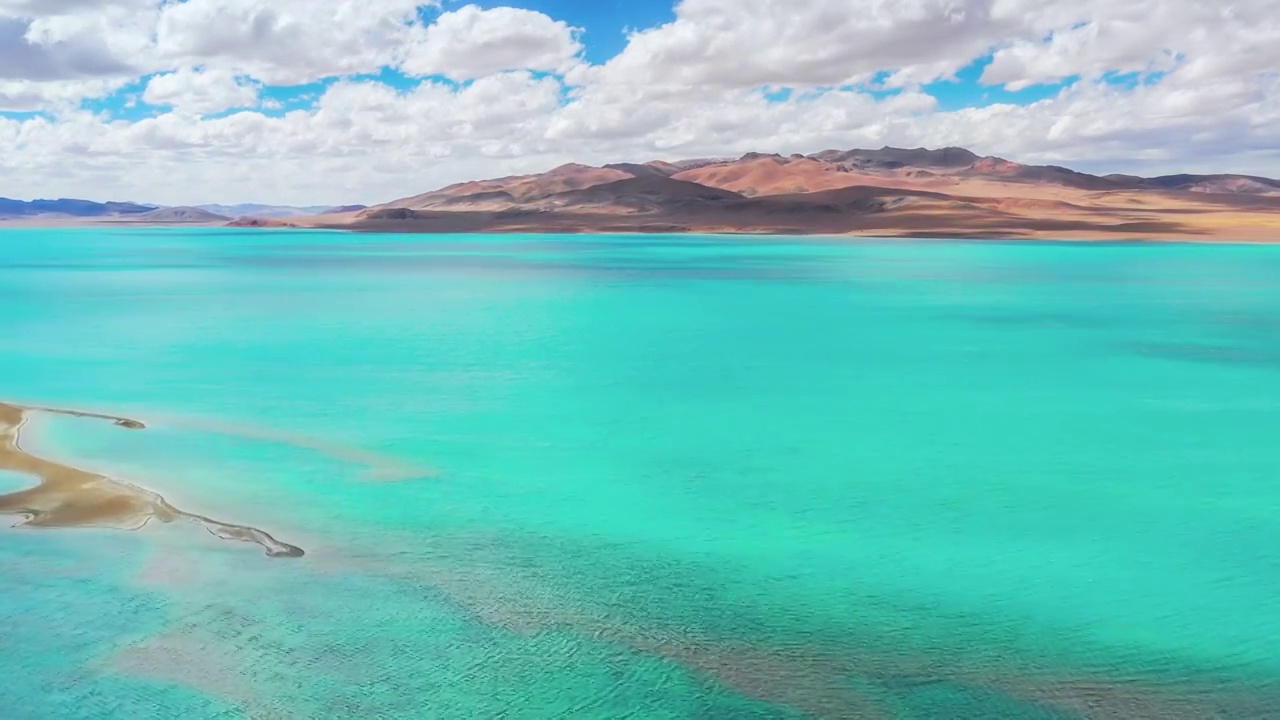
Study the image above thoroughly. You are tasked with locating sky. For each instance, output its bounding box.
[1,0,1277,206]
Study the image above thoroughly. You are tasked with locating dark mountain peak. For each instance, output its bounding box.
[604,162,673,178]
[739,152,785,162]
[804,146,980,169]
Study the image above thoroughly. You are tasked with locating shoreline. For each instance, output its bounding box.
[1,215,1276,243]
[0,401,303,558]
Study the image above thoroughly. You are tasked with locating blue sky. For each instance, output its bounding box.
[452,0,676,63]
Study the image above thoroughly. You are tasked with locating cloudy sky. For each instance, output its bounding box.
[2,0,1277,205]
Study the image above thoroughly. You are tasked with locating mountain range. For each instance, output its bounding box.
[318,147,1280,240]
[0,198,156,218]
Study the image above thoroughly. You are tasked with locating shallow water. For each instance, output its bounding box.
[3,227,1280,718]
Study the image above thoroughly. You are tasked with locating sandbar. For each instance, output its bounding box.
[0,401,303,558]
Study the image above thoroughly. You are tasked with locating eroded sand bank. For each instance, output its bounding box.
[0,402,303,558]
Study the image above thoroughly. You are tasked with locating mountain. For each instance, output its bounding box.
[386,163,635,211]
[670,154,915,197]
[340,147,1280,241]
[527,176,746,214]
[0,197,155,218]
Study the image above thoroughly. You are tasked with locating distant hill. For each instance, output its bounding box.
[0,199,367,223]
[1139,174,1280,194]
[134,207,229,223]
[195,204,337,219]
[0,197,155,218]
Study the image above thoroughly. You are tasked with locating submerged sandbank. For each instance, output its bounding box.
[0,401,303,558]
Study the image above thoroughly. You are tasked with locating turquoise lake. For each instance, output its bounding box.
[3,227,1280,719]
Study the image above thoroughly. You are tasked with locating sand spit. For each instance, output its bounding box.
[0,402,303,558]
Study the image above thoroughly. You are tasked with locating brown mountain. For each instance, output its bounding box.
[531,177,746,214]
[671,155,882,197]
[316,147,1280,241]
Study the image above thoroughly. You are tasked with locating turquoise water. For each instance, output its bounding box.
[3,227,1280,718]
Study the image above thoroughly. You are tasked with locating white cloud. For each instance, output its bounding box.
[0,71,571,204]
[981,0,1279,90]
[401,5,583,81]
[143,67,260,115]
[982,21,1175,91]
[0,1,156,110]
[0,16,139,81]
[0,77,125,111]
[0,0,153,15]
[153,0,434,85]
[0,0,1277,205]
[579,0,1018,93]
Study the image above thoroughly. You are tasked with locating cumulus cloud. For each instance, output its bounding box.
[0,0,157,108]
[152,0,432,84]
[0,0,1277,205]
[401,5,584,81]
[582,0,1016,92]
[981,0,1278,90]
[0,16,136,80]
[0,0,152,14]
[143,67,261,115]
[0,77,126,111]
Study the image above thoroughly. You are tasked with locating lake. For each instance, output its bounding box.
[3,227,1280,718]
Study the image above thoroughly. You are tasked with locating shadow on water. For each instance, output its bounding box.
[963,311,1118,331]
[1122,341,1280,369]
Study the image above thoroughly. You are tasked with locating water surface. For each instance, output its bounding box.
[3,227,1280,718]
